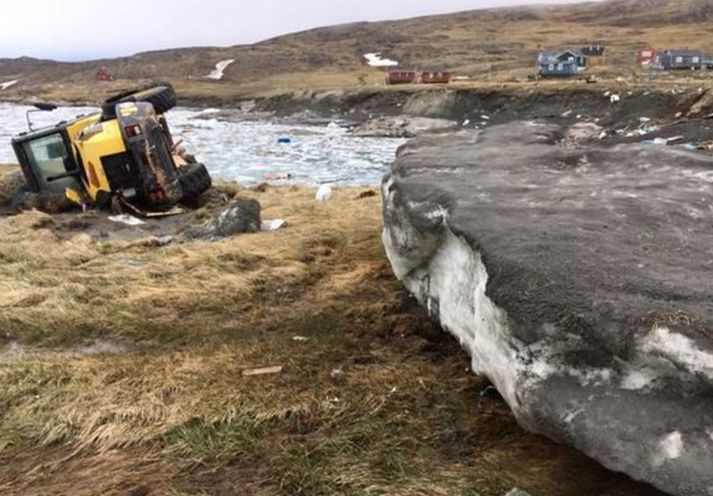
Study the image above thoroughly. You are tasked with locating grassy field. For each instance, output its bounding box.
[0,164,664,496]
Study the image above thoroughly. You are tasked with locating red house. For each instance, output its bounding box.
[95,68,113,82]
[387,70,451,85]
[636,46,657,66]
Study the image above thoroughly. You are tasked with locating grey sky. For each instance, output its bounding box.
[1,0,592,61]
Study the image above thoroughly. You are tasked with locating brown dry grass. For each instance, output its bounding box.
[0,173,662,495]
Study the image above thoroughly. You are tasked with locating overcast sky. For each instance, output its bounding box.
[1,0,592,61]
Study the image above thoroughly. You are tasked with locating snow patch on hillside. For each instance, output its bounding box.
[364,53,398,67]
[206,60,235,80]
[0,80,18,90]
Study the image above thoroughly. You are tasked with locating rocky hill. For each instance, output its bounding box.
[2,0,713,103]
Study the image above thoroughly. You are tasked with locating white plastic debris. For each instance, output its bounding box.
[561,110,573,118]
[292,336,309,342]
[316,184,333,202]
[108,214,146,226]
[462,119,471,126]
[598,131,607,140]
[481,114,490,120]
[610,94,621,104]
[261,219,287,231]
[639,117,651,123]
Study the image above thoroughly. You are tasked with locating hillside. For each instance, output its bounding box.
[2,0,713,103]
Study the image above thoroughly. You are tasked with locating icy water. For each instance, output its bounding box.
[0,103,405,185]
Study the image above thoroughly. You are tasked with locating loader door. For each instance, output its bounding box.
[21,133,82,194]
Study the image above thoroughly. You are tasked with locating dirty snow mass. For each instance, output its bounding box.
[0,103,405,185]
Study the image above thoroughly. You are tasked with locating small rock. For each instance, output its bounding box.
[214,198,261,236]
[357,190,378,199]
[251,182,269,193]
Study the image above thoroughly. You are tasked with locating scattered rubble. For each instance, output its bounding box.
[242,365,283,377]
[353,116,458,138]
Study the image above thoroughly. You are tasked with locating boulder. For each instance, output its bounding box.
[182,197,261,240]
[214,198,261,236]
[382,121,713,496]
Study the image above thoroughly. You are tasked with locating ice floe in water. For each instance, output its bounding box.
[0,103,405,186]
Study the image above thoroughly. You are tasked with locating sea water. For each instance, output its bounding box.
[0,103,405,186]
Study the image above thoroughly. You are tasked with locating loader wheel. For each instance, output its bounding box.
[179,163,212,206]
[101,82,177,120]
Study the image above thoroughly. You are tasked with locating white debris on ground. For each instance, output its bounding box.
[315,184,333,202]
[364,53,398,67]
[0,80,18,90]
[206,59,236,80]
[108,214,146,227]
[261,219,287,231]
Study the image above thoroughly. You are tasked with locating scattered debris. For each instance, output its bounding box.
[357,190,378,199]
[316,184,333,202]
[331,368,344,378]
[206,59,235,80]
[242,365,283,377]
[261,219,287,231]
[564,122,603,144]
[264,172,294,181]
[292,336,309,342]
[610,94,621,104]
[277,136,292,144]
[505,489,532,496]
[108,214,146,227]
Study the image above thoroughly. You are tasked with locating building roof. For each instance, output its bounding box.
[582,45,606,56]
[538,49,583,63]
[660,49,707,57]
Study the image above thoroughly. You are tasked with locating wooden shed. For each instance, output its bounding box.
[581,45,606,66]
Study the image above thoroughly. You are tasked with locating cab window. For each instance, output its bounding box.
[23,133,79,193]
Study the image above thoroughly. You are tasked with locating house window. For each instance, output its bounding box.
[557,63,564,71]
[676,56,684,63]
[693,57,700,64]
[642,51,652,58]
[549,64,555,71]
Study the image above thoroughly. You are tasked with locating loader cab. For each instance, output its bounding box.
[11,123,83,195]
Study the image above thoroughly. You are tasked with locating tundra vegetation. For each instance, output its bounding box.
[0,165,661,495]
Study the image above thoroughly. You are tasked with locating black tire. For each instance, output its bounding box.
[179,163,212,206]
[101,82,177,120]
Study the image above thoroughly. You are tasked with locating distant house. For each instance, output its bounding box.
[636,46,657,66]
[657,49,712,70]
[581,45,606,66]
[95,68,113,82]
[537,49,585,77]
[386,70,451,85]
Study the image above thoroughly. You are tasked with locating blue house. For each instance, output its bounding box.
[656,49,712,70]
[537,49,585,77]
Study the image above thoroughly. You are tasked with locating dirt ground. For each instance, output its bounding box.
[0,166,664,496]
